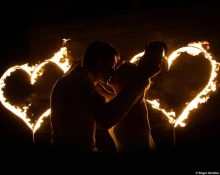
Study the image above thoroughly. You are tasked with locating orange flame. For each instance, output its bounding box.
[146,99,176,124]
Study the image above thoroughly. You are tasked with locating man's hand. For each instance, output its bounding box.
[137,41,167,79]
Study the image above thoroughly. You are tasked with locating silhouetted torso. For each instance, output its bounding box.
[50,65,105,152]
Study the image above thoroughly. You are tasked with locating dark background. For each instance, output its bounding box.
[0,0,220,170]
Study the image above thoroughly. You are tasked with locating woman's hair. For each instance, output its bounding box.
[83,41,120,67]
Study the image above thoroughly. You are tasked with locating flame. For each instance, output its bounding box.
[130,41,219,127]
[33,109,51,133]
[172,42,219,127]
[0,40,219,134]
[146,99,176,124]
[130,52,144,63]
[0,46,71,133]
[31,47,70,84]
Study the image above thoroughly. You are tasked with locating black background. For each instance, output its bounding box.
[0,0,219,171]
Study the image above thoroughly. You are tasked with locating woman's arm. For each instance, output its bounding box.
[95,82,116,102]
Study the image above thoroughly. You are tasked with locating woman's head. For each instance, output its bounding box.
[108,61,137,93]
[83,41,120,83]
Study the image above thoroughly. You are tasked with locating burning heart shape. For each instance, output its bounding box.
[0,41,219,134]
[0,47,71,133]
[131,41,219,127]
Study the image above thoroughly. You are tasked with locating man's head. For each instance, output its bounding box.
[83,41,120,84]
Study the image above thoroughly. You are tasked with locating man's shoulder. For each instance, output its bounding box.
[56,65,94,89]
[61,65,85,80]
[69,64,95,81]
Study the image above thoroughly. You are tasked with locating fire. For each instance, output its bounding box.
[131,41,219,127]
[146,99,176,124]
[171,42,219,127]
[0,45,71,133]
[31,47,70,84]
[33,109,51,133]
[130,52,144,63]
[0,40,219,135]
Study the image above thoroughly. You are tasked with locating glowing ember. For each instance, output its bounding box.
[0,46,71,133]
[131,41,219,127]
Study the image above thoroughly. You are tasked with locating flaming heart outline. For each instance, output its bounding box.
[0,47,71,133]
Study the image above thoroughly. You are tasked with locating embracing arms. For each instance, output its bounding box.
[94,41,167,128]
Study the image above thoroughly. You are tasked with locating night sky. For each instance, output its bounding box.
[1,0,217,71]
[0,0,219,171]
